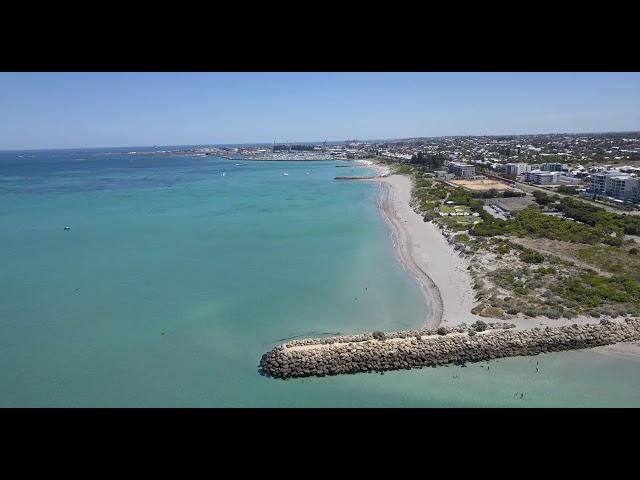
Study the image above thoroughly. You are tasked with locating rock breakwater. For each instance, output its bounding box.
[259,318,640,379]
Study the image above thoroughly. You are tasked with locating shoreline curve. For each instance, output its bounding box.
[377,180,444,328]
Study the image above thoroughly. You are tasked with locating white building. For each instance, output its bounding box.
[524,170,560,185]
[588,171,639,202]
[504,163,531,176]
[540,163,564,172]
[447,162,475,178]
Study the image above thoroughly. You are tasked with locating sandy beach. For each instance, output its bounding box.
[366,169,640,359]
[372,174,482,328]
[358,159,391,177]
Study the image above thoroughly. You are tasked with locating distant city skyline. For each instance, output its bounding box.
[1,72,639,150]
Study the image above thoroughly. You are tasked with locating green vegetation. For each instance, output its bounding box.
[467,188,526,199]
[440,205,472,215]
[409,151,445,171]
[577,245,640,281]
[372,331,386,341]
[520,250,545,264]
[436,327,447,335]
[502,190,527,198]
[393,164,414,175]
[553,196,640,235]
[472,204,627,245]
[557,185,580,195]
[472,321,487,332]
[550,274,640,314]
[392,162,640,321]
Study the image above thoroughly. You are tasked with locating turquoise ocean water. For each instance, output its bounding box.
[1,148,639,407]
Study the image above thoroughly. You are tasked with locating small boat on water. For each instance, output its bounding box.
[64,226,71,230]
[283,172,289,176]
[222,172,226,176]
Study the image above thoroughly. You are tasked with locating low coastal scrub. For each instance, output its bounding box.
[472,320,487,332]
[520,249,545,264]
[372,331,386,341]
[394,162,640,321]
[577,245,640,281]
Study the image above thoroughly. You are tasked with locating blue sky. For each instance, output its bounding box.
[0,72,638,149]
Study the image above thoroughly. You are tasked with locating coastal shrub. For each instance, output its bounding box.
[513,283,528,296]
[520,250,545,264]
[533,190,552,206]
[502,190,526,198]
[630,248,639,255]
[436,327,447,335]
[627,307,640,317]
[480,306,505,319]
[495,244,511,255]
[505,305,520,315]
[545,309,561,319]
[372,331,386,341]
[468,329,476,337]
[604,236,624,247]
[473,320,487,332]
[524,308,539,317]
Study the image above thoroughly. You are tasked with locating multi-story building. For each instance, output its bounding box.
[524,170,560,185]
[540,163,564,172]
[447,162,475,178]
[607,175,636,200]
[504,163,531,176]
[633,182,640,202]
[588,171,639,202]
[588,172,609,194]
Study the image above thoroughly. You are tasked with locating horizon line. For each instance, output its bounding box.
[2,129,639,152]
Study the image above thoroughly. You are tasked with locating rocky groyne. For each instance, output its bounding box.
[259,319,640,379]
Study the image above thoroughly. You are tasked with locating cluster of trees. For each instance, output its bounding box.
[469,189,526,199]
[447,188,484,212]
[557,185,580,195]
[409,151,445,171]
[533,190,553,205]
[534,193,640,236]
[559,198,640,236]
[472,204,616,244]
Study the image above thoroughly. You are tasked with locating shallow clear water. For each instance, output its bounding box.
[1,148,639,407]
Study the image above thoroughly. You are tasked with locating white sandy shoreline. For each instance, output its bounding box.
[363,168,640,359]
[372,174,482,329]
